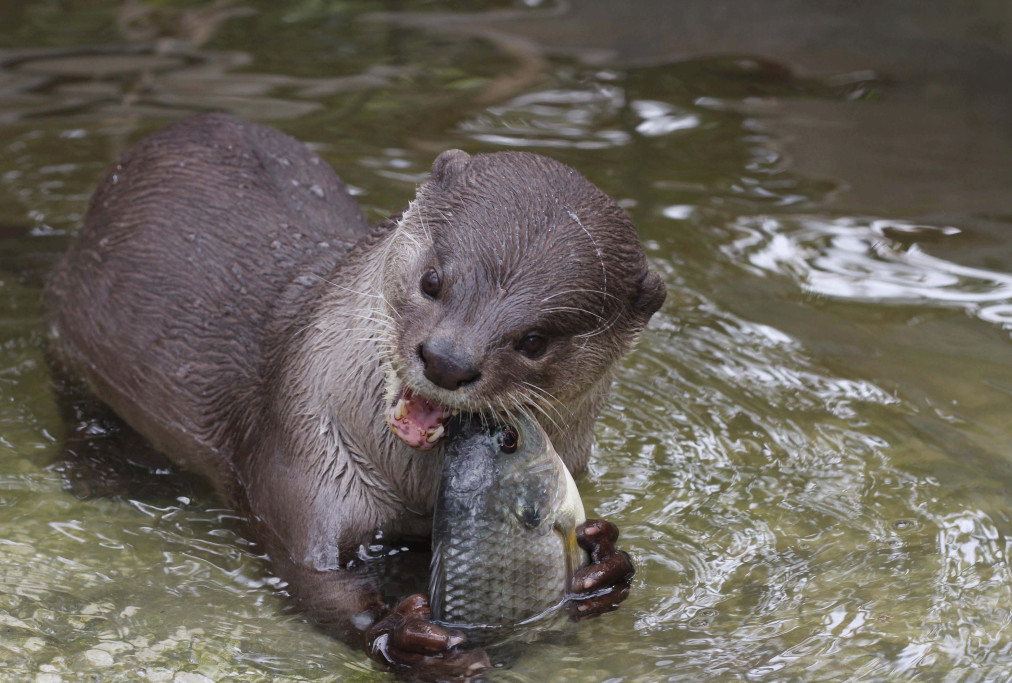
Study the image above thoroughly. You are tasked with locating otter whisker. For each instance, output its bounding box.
[341,310,395,326]
[497,396,524,431]
[518,380,562,406]
[565,206,608,314]
[397,227,421,249]
[522,399,558,434]
[498,383,561,435]
[518,381,570,422]
[342,322,394,338]
[480,401,495,431]
[287,319,320,344]
[381,296,403,321]
[410,202,432,243]
[376,307,398,323]
[352,319,394,331]
[515,391,562,434]
[495,396,512,421]
[575,311,624,339]
[542,305,605,321]
[510,401,529,430]
[541,288,619,303]
[343,324,395,335]
[430,207,456,234]
[356,321,394,335]
[315,275,386,301]
[510,397,534,425]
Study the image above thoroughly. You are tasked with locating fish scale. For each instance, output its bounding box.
[429,414,586,629]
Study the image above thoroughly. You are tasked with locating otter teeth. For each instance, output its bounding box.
[388,386,452,449]
[426,424,445,443]
[394,398,408,421]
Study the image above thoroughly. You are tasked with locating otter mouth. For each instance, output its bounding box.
[387,385,454,450]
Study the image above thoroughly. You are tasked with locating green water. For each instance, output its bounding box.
[2,1,1012,680]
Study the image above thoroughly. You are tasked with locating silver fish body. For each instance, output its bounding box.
[429,414,587,629]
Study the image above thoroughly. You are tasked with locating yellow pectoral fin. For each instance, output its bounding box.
[556,452,588,578]
[555,520,588,587]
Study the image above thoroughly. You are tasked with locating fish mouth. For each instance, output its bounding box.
[386,384,455,450]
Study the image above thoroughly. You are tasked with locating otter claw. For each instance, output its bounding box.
[573,548,634,593]
[569,519,634,619]
[368,593,490,679]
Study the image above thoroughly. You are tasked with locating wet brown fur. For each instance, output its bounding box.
[45,113,665,633]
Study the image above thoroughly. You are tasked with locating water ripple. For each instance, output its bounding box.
[460,86,632,149]
[581,281,1012,680]
[724,215,1012,330]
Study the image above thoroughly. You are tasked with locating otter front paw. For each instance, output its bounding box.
[367,593,490,680]
[569,519,635,619]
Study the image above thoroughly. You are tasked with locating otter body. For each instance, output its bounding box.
[46,114,664,638]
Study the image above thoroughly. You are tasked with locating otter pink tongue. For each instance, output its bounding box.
[387,386,452,450]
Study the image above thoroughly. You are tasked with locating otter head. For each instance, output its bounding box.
[381,149,665,450]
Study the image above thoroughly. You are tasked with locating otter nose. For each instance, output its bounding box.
[419,339,481,390]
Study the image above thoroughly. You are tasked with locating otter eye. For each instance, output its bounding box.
[499,426,519,453]
[420,268,440,299]
[516,333,547,359]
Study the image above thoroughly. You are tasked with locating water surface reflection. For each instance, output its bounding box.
[726,216,1012,330]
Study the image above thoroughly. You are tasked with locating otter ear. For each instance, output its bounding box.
[429,149,471,188]
[633,269,666,319]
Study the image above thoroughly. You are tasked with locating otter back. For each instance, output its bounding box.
[45,113,370,484]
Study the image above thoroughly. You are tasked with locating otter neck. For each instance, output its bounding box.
[284,222,445,515]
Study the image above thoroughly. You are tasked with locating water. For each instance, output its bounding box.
[2,1,1012,680]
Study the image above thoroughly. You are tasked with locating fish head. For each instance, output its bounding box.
[443,413,567,534]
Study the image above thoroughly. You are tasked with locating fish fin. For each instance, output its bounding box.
[520,503,542,529]
[557,461,589,579]
[509,441,574,531]
[554,518,586,586]
[556,518,589,589]
[510,466,553,531]
[512,486,553,531]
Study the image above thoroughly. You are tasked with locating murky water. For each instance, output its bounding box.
[2,1,1012,680]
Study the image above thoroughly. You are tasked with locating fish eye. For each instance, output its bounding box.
[420,267,440,299]
[499,426,518,453]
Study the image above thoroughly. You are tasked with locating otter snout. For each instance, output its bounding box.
[419,338,481,391]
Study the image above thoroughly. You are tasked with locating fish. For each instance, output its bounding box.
[429,413,587,630]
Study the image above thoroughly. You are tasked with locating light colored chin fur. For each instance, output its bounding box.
[380,357,403,408]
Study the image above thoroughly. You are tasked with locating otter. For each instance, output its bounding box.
[44,113,665,674]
